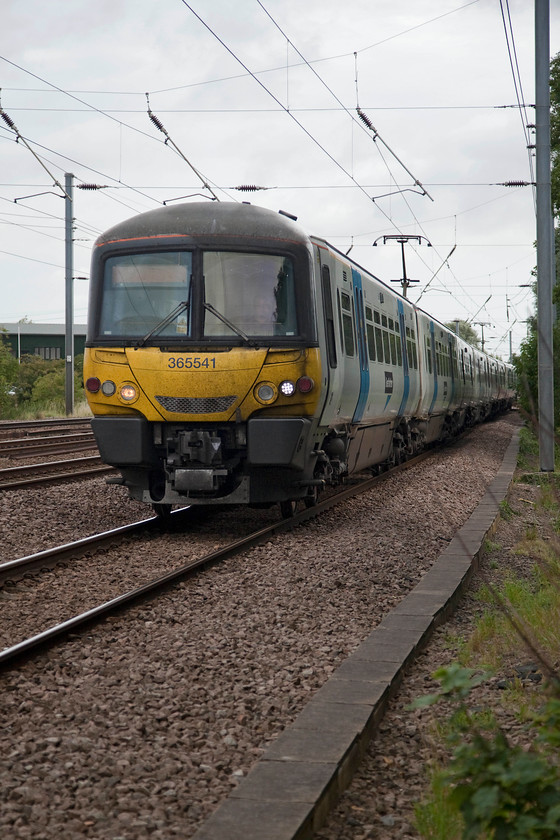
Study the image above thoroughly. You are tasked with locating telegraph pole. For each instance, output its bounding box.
[535,0,555,471]
[64,173,74,416]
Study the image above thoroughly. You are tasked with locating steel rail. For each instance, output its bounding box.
[0,449,435,671]
[0,433,97,458]
[0,456,115,490]
[0,515,169,586]
[0,417,90,432]
[0,454,102,480]
[7,425,92,439]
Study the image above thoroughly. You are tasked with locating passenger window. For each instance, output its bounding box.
[375,326,384,362]
[366,323,376,361]
[389,333,397,366]
[340,292,355,357]
[425,336,432,374]
[382,330,390,364]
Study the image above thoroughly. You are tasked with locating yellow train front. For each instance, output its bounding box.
[84,202,324,515]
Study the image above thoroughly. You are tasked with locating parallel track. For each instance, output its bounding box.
[0,417,90,434]
[0,432,97,459]
[0,456,115,490]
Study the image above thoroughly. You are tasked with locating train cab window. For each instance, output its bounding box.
[99,252,193,337]
[340,292,355,356]
[203,251,297,337]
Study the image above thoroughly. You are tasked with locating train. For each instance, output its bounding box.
[83,201,516,517]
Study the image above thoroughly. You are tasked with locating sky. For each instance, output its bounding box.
[1,0,559,359]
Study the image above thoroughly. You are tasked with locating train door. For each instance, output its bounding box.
[351,268,370,423]
[448,334,457,408]
[315,249,360,427]
[397,300,410,416]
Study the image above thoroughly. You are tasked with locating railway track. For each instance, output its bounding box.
[0,416,521,840]
[0,432,97,459]
[0,455,115,490]
[0,417,90,434]
[0,449,434,671]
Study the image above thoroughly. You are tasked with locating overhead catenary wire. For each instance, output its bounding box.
[499,0,536,211]
[0,90,70,200]
[0,2,534,353]
[256,0,432,202]
[178,0,400,213]
[4,0,474,98]
[145,94,221,202]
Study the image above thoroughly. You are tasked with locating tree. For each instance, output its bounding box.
[444,320,481,348]
[0,331,18,417]
[550,52,560,217]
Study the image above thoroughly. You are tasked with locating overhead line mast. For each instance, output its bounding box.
[535,0,555,471]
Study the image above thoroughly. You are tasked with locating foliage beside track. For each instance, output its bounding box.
[412,425,560,840]
[0,335,87,418]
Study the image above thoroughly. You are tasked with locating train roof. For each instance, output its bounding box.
[94,201,311,250]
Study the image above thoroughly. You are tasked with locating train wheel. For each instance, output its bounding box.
[153,503,172,519]
[280,500,296,518]
[304,487,318,508]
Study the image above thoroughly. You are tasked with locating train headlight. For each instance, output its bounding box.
[279,380,296,397]
[297,376,314,394]
[101,380,116,396]
[254,381,278,405]
[119,383,138,403]
[86,377,101,393]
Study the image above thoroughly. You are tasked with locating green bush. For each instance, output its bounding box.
[413,665,560,839]
[0,332,19,417]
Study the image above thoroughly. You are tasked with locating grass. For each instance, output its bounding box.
[499,499,515,521]
[2,398,92,420]
[413,424,560,839]
[414,765,464,840]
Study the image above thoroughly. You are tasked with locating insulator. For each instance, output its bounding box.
[77,183,102,190]
[234,184,266,192]
[149,111,166,132]
[500,180,531,187]
[357,108,373,130]
[1,110,17,130]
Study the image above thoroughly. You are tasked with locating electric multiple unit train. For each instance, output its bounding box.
[83,202,515,516]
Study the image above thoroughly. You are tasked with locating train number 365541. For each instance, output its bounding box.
[167,357,217,369]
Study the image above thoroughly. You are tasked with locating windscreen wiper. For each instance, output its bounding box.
[135,300,190,348]
[203,302,259,347]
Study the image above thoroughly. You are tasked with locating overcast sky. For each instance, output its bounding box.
[1,0,559,358]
